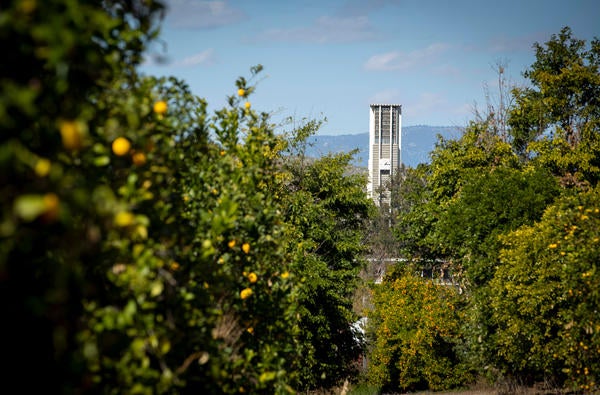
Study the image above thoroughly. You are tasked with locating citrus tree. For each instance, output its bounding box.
[490,186,600,393]
[367,267,471,392]
[484,28,599,390]
[74,71,302,394]
[2,0,305,392]
[1,0,165,392]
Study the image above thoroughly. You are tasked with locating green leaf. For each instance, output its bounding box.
[94,155,110,166]
[259,371,276,383]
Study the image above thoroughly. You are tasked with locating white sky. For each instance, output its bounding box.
[140,0,600,135]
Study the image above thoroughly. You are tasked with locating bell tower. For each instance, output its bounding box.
[367,104,402,206]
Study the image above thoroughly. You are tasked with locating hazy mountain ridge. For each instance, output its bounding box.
[306,125,463,168]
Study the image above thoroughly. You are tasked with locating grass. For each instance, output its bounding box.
[347,383,380,395]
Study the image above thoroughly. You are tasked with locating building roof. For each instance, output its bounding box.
[369,103,402,107]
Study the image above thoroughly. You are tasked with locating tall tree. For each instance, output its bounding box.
[390,164,440,267]
[435,166,560,287]
[474,60,515,142]
[509,26,600,153]
[280,124,375,390]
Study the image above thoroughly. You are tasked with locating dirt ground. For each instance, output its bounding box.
[376,381,572,395]
[387,384,570,395]
[331,379,573,395]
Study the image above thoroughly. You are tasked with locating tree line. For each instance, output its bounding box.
[367,26,600,394]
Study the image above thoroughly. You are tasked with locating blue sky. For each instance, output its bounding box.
[141,0,600,136]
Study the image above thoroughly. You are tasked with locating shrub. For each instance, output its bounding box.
[367,267,472,392]
[490,186,600,393]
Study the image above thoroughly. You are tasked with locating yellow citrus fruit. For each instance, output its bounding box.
[244,101,251,110]
[114,211,135,227]
[228,240,236,248]
[247,272,258,283]
[242,243,250,254]
[112,137,131,156]
[35,158,51,177]
[240,287,253,300]
[153,100,168,114]
[59,120,83,150]
[132,152,147,166]
[237,88,245,97]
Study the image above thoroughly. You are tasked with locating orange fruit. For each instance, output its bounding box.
[240,288,253,299]
[112,137,131,156]
[59,120,83,150]
[132,152,146,166]
[153,100,168,114]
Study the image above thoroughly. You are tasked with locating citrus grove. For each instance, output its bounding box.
[3,1,600,394]
[1,1,373,393]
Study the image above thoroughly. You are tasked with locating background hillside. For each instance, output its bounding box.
[306,125,463,168]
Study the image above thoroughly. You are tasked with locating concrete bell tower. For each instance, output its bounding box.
[367,104,402,206]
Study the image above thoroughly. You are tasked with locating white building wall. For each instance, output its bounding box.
[367,107,376,198]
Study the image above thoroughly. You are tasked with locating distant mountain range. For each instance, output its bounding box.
[305,125,464,169]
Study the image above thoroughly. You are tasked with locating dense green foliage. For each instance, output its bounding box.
[367,267,470,392]
[1,0,166,392]
[490,186,600,392]
[367,26,600,394]
[1,1,373,393]
[281,143,374,389]
[437,165,560,286]
[4,2,600,393]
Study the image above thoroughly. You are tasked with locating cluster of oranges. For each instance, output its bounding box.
[59,100,168,162]
[95,94,264,303]
[108,101,168,163]
[112,137,147,166]
[44,100,171,227]
[238,88,251,110]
